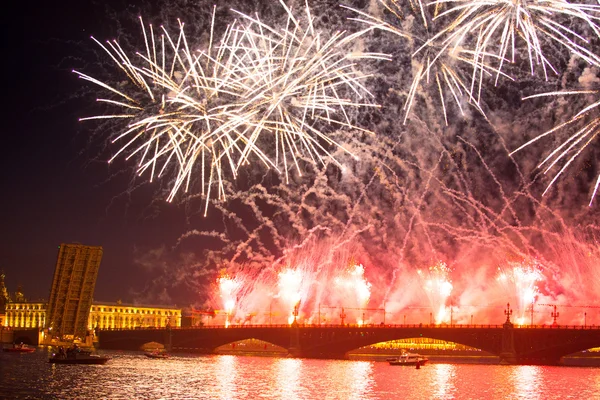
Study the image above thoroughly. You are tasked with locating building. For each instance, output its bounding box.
[0,272,9,314]
[89,301,181,330]
[45,244,104,340]
[4,301,181,331]
[0,272,8,326]
[4,301,46,328]
[2,245,181,341]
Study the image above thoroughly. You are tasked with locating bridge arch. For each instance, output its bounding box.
[140,341,166,351]
[295,326,505,358]
[172,327,292,352]
[350,337,485,352]
[215,338,287,355]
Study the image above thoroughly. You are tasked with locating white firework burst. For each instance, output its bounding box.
[343,0,501,125]
[513,88,600,205]
[75,1,388,214]
[428,0,600,82]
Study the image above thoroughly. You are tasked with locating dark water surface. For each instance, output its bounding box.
[1,348,599,399]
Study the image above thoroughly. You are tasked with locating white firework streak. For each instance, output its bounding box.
[75,11,254,212]
[513,89,600,205]
[343,1,505,125]
[227,0,390,182]
[75,1,388,215]
[426,0,600,85]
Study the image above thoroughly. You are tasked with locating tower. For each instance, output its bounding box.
[45,244,103,340]
[0,271,9,313]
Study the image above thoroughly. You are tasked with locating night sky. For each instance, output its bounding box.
[2,0,598,318]
[2,0,190,303]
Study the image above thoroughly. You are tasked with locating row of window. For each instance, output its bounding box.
[6,304,44,311]
[5,304,178,316]
[90,315,174,329]
[3,314,178,329]
[4,316,45,328]
[90,307,177,316]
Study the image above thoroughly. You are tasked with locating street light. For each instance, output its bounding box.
[585,312,587,328]
[530,301,534,326]
[340,308,346,326]
[269,303,272,325]
[293,301,300,325]
[504,303,512,324]
[318,304,321,326]
[551,305,559,327]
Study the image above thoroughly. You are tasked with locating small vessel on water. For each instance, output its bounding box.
[49,345,109,365]
[387,352,429,366]
[145,350,170,359]
[3,343,36,353]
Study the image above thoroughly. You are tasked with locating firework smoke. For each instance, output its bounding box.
[76,0,387,214]
[75,1,600,327]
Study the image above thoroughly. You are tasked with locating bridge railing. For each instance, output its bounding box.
[97,323,600,331]
[512,324,600,329]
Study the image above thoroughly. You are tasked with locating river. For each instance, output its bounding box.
[1,349,599,399]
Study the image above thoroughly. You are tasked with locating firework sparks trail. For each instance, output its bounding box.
[228,1,390,180]
[277,268,304,324]
[418,261,453,323]
[75,11,252,209]
[173,126,600,325]
[512,87,600,205]
[211,253,375,326]
[426,0,600,86]
[76,1,388,214]
[343,0,501,124]
[218,273,241,327]
[496,260,543,325]
[333,258,372,324]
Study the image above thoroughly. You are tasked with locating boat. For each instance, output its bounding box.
[145,350,170,359]
[387,352,429,366]
[49,347,109,365]
[3,343,36,353]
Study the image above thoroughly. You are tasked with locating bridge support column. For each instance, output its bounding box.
[164,326,172,352]
[500,321,517,364]
[288,322,301,357]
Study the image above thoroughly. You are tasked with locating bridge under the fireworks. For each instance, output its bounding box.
[98,306,600,365]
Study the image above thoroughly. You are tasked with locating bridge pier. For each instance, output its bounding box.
[500,305,517,364]
[288,322,301,357]
[164,327,172,352]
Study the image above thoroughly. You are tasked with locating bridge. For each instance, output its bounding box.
[98,321,600,365]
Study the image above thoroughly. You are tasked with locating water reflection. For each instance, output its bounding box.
[347,361,374,398]
[432,364,457,399]
[511,365,541,399]
[275,358,304,399]
[2,351,600,399]
[316,360,375,399]
[216,355,238,399]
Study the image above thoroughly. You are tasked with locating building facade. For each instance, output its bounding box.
[4,302,46,328]
[46,244,103,340]
[89,301,181,330]
[3,301,181,331]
